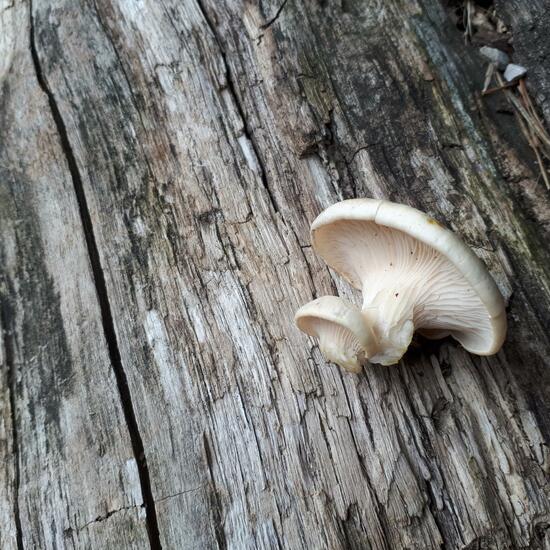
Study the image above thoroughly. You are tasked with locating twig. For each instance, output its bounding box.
[501,80,550,152]
[518,79,550,151]
[464,0,474,43]
[482,63,495,94]
[515,110,550,189]
[481,80,518,96]
[533,139,550,189]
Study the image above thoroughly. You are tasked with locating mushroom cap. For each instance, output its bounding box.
[295,295,377,372]
[311,199,506,356]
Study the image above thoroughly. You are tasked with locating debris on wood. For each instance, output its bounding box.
[454,1,549,190]
[490,72,550,190]
[481,78,517,96]
[479,46,509,70]
[455,1,511,49]
[481,57,550,189]
[503,63,528,83]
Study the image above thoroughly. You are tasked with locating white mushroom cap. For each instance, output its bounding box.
[295,296,377,373]
[311,199,506,364]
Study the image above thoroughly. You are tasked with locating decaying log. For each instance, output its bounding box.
[1,1,549,548]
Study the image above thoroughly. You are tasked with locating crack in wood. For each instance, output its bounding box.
[154,486,206,504]
[260,0,289,30]
[0,296,24,549]
[195,0,280,215]
[28,4,162,549]
[202,433,228,550]
[72,504,144,534]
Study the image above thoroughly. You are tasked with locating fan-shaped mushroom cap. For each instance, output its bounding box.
[295,296,377,373]
[311,199,506,364]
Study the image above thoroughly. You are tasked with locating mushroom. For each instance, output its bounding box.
[310,198,507,366]
[295,296,377,373]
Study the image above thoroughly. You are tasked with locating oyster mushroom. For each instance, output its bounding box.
[295,296,377,373]
[310,199,507,366]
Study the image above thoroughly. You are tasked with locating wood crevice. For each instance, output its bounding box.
[260,0,289,30]
[73,504,144,534]
[0,297,24,550]
[195,0,281,215]
[202,433,228,550]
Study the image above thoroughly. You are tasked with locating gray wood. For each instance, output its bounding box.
[2,0,550,548]
[0,1,149,548]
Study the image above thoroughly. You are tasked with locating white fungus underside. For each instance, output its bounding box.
[308,318,365,372]
[320,220,494,355]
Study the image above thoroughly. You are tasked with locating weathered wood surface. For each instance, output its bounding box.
[1,0,550,549]
[0,2,150,549]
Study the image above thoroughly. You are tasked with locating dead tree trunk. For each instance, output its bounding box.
[1,1,549,548]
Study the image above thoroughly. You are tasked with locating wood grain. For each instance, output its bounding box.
[1,0,549,548]
[1,1,148,548]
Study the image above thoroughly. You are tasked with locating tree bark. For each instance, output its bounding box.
[1,1,549,549]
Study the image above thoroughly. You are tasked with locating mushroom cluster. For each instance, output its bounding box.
[295,199,507,372]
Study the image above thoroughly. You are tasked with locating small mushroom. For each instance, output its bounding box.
[295,296,377,373]
[479,46,509,70]
[503,63,527,82]
[310,199,507,366]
